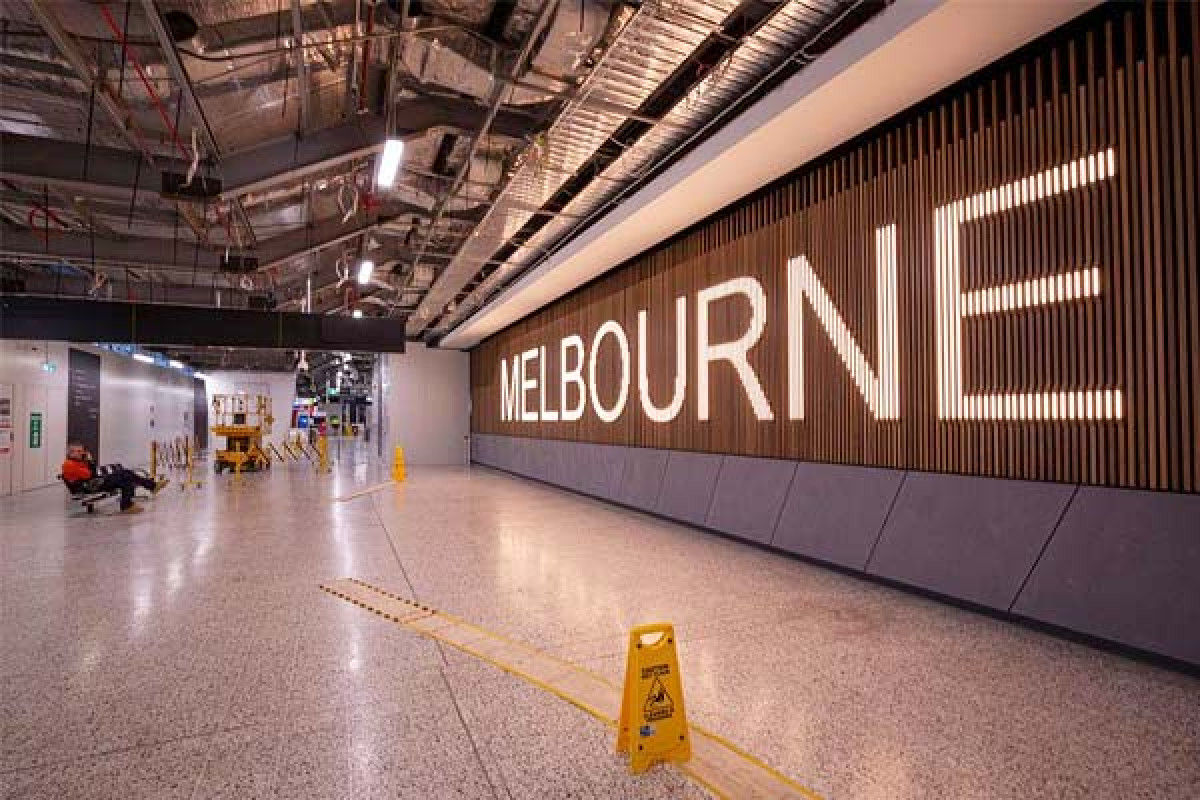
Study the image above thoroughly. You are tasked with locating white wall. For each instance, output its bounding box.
[0,341,195,495]
[381,345,469,466]
[204,370,295,445]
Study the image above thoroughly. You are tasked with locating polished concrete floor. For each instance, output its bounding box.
[1,450,1198,799]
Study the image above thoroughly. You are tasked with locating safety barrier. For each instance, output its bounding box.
[149,436,204,490]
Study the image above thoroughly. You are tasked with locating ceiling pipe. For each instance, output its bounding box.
[409,0,561,272]
[290,0,313,132]
[26,0,210,242]
[137,0,256,248]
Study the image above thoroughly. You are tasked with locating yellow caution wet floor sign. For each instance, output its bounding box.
[617,623,691,774]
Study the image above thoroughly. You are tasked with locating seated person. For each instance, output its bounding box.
[61,442,166,513]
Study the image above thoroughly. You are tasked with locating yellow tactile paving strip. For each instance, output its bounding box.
[319,577,823,800]
[332,481,397,502]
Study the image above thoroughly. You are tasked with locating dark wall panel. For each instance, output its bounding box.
[615,447,670,511]
[192,377,208,449]
[1012,488,1200,665]
[866,473,1075,610]
[773,462,904,569]
[705,456,796,545]
[66,348,101,461]
[471,3,1200,495]
[576,443,627,501]
[654,451,723,527]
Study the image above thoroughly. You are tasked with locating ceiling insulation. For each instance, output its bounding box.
[0,0,887,336]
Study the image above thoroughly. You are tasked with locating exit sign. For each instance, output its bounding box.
[29,411,42,449]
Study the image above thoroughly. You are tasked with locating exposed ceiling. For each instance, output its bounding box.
[440,0,1101,348]
[0,0,886,344]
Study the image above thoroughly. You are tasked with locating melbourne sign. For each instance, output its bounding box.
[496,150,1123,427]
[472,3,1200,494]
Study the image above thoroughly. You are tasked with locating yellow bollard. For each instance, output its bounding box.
[185,438,193,487]
[150,441,159,479]
[317,434,331,473]
[391,446,406,482]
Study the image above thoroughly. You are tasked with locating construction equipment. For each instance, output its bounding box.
[210,394,273,475]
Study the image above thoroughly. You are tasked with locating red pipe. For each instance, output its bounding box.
[97,3,189,159]
[28,204,68,243]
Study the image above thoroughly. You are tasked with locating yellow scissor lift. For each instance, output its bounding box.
[211,393,273,475]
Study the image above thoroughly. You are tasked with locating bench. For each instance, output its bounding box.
[59,464,152,514]
[60,475,120,513]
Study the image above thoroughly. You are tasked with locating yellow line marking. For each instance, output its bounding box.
[333,481,397,502]
[320,577,823,800]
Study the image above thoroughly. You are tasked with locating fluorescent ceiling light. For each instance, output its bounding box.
[375,138,403,188]
[357,259,374,285]
[169,360,185,369]
[352,309,363,318]
[133,353,155,364]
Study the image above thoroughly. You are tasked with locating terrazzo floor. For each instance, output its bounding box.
[1,449,1197,799]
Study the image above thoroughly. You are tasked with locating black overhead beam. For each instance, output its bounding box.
[0,296,406,352]
[1,94,548,205]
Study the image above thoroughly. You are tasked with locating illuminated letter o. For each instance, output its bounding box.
[588,320,630,423]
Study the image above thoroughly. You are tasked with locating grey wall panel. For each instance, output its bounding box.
[485,435,506,469]
[654,451,724,527]
[1012,488,1200,666]
[774,462,905,569]
[503,437,522,473]
[488,435,510,470]
[867,473,1075,610]
[575,443,627,500]
[543,439,570,487]
[705,456,797,545]
[555,441,588,492]
[469,434,486,464]
[506,437,526,475]
[615,447,670,511]
[522,438,547,481]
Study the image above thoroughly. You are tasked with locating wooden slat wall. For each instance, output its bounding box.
[469,3,1200,494]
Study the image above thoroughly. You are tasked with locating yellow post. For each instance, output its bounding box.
[317,434,330,473]
[150,440,159,479]
[180,437,202,490]
[185,438,193,487]
[391,446,406,482]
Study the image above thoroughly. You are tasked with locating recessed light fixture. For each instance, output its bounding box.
[352,309,363,318]
[133,353,155,364]
[357,259,374,285]
[169,360,185,369]
[376,138,404,188]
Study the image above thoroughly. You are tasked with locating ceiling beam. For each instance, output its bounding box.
[0,132,180,200]
[0,88,544,204]
[0,202,466,275]
[0,295,407,351]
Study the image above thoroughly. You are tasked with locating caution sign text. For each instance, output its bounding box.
[616,623,691,774]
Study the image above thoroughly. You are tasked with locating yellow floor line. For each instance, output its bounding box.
[333,481,396,502]
[319,577,823,800]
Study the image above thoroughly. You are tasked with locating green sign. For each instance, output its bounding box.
[29,411,42,449]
